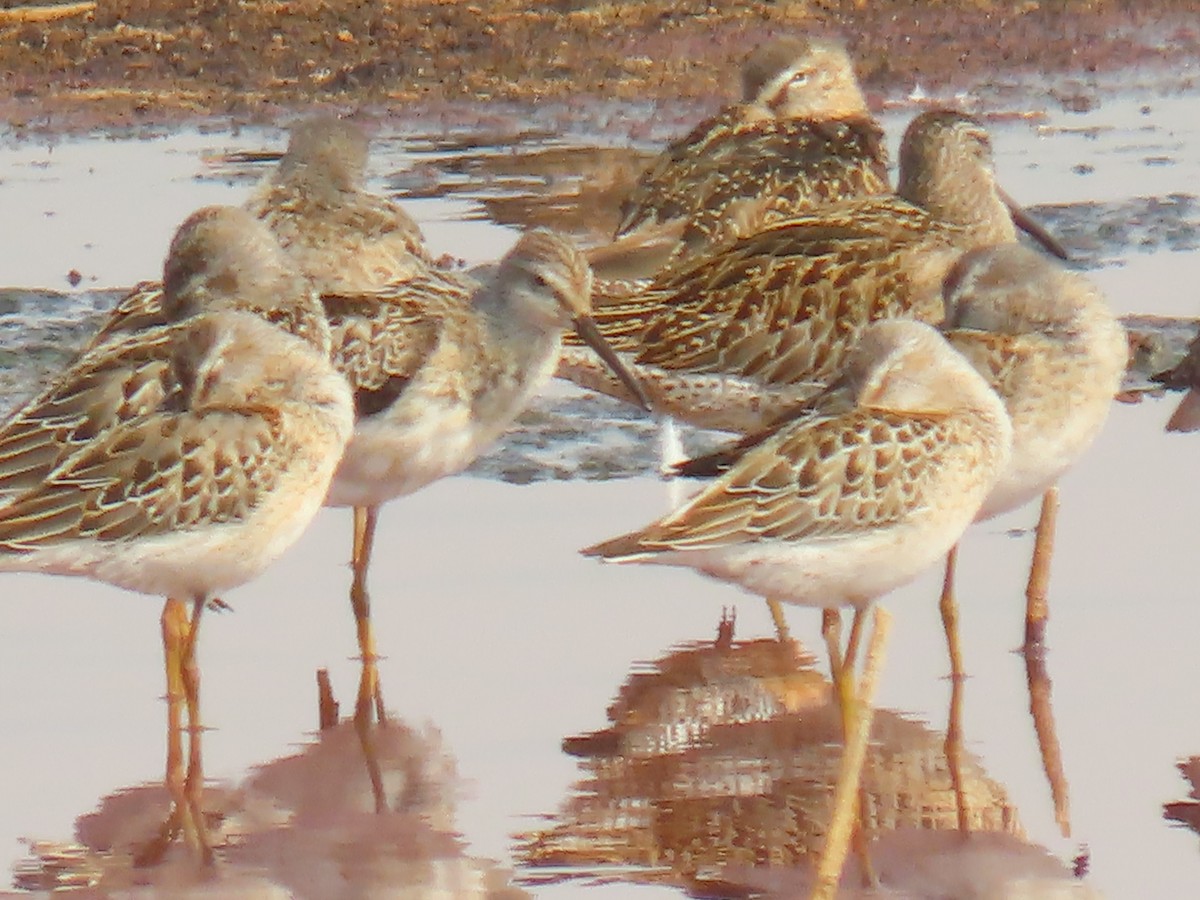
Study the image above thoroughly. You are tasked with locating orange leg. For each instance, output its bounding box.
[180,596,212,863]
[812,607,891,898]
[938,545,969,833]
[135,598,206,866]
[1024,487,1059,651]
[351,505,387,724]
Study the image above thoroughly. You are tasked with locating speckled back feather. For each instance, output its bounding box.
[582,201,957,386]
[615,37,881,249]
[0,314,326,550]
[585,320,1011,559]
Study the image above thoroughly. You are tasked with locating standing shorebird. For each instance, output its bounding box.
[84,116,476,722]
[562,109,1066,433]
[0,206,355,862]
[583,319,1012,864]
[322,228,651,722]
[592,36,889,284]
[92,114,435,343]
[583,318,1011,648]
[939,243,1126,650]
[933,244,1125,833]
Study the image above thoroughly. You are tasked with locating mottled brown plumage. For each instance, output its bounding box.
[0,206,351,586]
[561,110,1065,431]
[246,115,431,292]
[0,205,355,863]
[583,320,1012,612]
[605,37,888,279]
[941,243,1126,519]
[91,115,431,349]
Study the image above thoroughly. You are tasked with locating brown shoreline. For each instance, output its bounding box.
[2,0,1199,133]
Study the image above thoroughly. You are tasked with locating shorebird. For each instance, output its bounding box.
[592,36,889,284]
[321,228,651,722]
[0,206,355,862]
[244,115,432,291]
[562,109,1067,433]
[583,317,1011,636]
[583,319,1012,855]
[939,243,1126,650]
[92,114,434,344]
[914,243,1124,833]
[83,116,478,722]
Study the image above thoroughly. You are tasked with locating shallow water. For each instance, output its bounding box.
[0,82,1199,897]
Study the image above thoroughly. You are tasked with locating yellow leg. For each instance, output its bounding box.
[1024,487,1059,650]
[351,505,387,724]
[180,596,212,864]
[820,607,876,889]
[766,597,792,644]
[821,608,844,685]
[938,545,970,833]
[135,599,203,866]
[811,607,892,900]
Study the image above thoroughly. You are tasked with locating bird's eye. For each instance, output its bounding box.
[790,70,810,86]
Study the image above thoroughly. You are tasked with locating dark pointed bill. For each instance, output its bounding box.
[571,315,654,413]
[998,186,1070,261]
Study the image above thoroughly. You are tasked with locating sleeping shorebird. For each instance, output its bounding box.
[0,206,355,862]
[592,35,890,284]
[670,244,1126,835]
[939,243,1126,651]
[923,243,1125,833]
[91,219,651,728]
[561,109,1067,433]
[583,318,1012,854]
[583,318,1011,654]
[321,228,651,722]
[583,317,1011,604]
[92,114,434,343]
[84,116,473,722]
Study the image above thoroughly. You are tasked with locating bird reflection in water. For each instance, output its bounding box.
[516,613,1097,898]
[13,666,527,898]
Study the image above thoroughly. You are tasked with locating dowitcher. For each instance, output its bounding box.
[0,206,355,862]
[584,319,1011,854]
[83,116,475,722]
[594,36,889,283]
[939,243,1126,649]
[561,109,1067,432]
[322,228,651,722]
[583,319,1011,614]
[244,115,432,292]
[92,115,433,344]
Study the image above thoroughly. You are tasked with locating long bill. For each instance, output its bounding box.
[998,186,1070,261]
[571,315,655,413]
